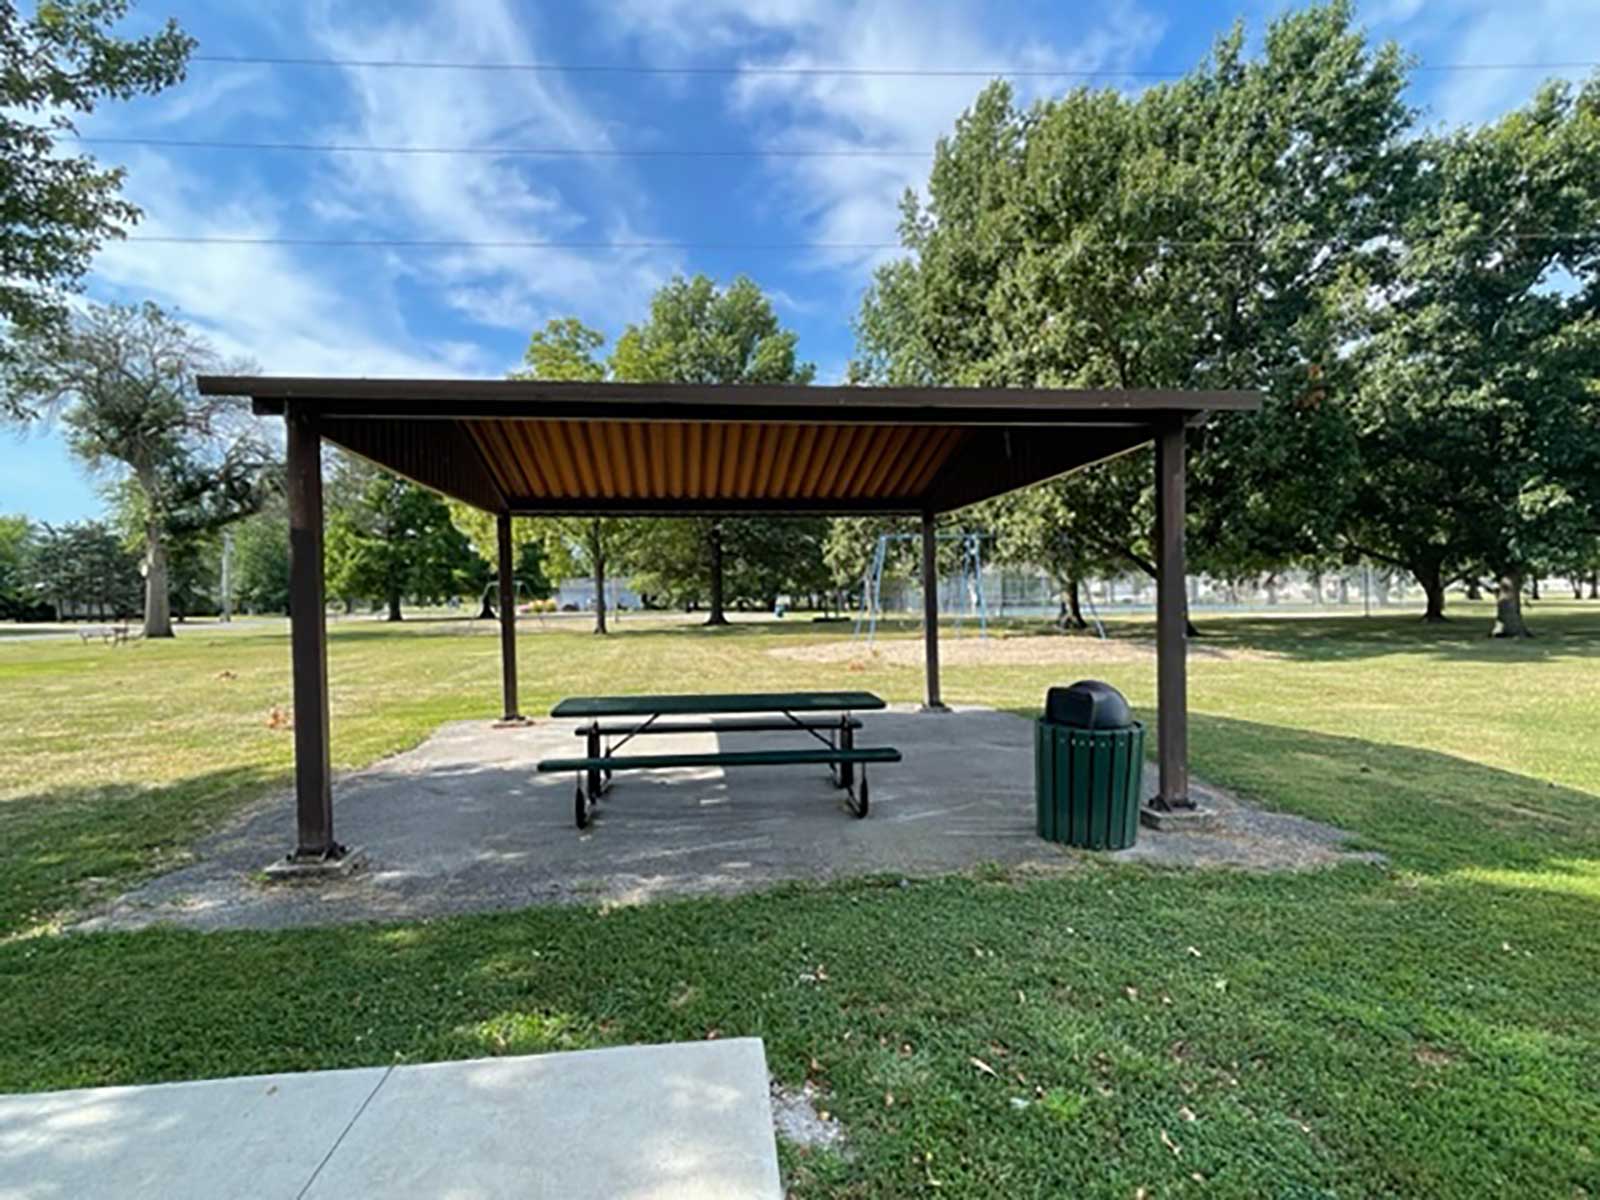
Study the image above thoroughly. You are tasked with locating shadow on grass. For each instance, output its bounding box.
[0,765,287,938]
[1199,608,1600,664]
[629,606,1600,663]
[1186,712,1597,876]
[985,607,1600,664]
[992,702,1600,879]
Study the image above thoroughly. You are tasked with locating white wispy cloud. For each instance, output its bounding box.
[1355,0,1600,127]
[603,0,1166,277]
[304,0,679,333]
[81,0,683,378]
[92,151,492,377]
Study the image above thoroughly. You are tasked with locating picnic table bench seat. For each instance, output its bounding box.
[538,746,900,775]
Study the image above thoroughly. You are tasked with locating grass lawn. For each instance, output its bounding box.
[2,605,1598,1196]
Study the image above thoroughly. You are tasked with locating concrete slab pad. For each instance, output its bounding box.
[305,1040,781,1200]
[1,1041,781,1200]
[0,1065,385,1200]
[82,706,1376,932]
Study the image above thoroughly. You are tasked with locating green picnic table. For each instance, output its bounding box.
[538,691,900,829]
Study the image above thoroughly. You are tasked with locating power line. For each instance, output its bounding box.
[120,232,1600,252]
[72,135,931,160]
[189,52,1600,79]
[124,235,898,250]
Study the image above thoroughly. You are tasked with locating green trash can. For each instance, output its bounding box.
[1034,681,1144,850]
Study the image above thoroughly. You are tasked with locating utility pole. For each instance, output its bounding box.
[220,530,233,623]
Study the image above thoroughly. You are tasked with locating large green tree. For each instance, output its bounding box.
[851,2,1403,615]
[514,317,636,634]
[0,0,192,417]
[6,303,273,636]
[610,274,815,624]
[230,501,290,615]
[324,456,482,621]
[516,281,815,629]
[0,514,35,618]
[24,519,140,619]
[1343,77,1600,637]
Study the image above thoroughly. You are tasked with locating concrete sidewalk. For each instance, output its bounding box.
[0,1040,782,1200]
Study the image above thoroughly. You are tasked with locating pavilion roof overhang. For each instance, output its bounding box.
[199,376,1261,517]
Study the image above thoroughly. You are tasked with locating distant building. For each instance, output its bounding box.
[555,577,641,612]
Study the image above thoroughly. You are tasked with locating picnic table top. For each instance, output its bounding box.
[551,691,887,719]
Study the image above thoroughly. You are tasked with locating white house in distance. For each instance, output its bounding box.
[554,577,641,613]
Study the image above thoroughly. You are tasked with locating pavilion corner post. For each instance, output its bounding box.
[1154,416,1190,810]
[920,511,947,712]
[285,402,339,859]
[497,511,521,722]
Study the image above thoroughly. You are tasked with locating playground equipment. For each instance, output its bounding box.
[465,579,544,633]
[853,531,990,644]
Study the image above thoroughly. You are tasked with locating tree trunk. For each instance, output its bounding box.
[1417,562,1447,622]
[1590,571,1599,600]
[1528,576,1540,601]
[1490,572,1532,638]
[143,521,174,638]
[592,521,608,636]
[386,587,403,621]
[705,520,729,626]
[1062,579,1088,633]
[1464,578,1482,601]
[1049,579,1088,633]
[1573,578,1584,601]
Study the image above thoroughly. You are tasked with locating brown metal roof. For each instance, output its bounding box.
[200,376,1260,516]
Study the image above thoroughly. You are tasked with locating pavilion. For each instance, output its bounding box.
[197,375,1260,864]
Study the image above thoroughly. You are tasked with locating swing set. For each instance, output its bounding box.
[853,531,990,643]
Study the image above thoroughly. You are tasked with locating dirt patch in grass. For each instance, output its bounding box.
[769,634,1273,669]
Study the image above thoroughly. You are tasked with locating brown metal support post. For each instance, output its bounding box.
[1154,417,1190,809]
[285,403,338,858]
[497,511,521,721]
[921,510,947,711]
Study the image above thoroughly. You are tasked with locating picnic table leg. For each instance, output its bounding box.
[586,723,603,805]
[574,774,591,829]
[838,715,855,791]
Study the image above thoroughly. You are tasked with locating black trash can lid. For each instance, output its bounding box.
[1045,680,1133,729]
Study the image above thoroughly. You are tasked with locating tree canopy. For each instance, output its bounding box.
[0,1,192,417]
[324,455,482,621]
[517,275,819,628]
[851,0,1600,634]
[4,302,272,636]
[611,274,816,624]
[1341,76,1600,636]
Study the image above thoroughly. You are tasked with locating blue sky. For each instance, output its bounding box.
[6,0,1597,523]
